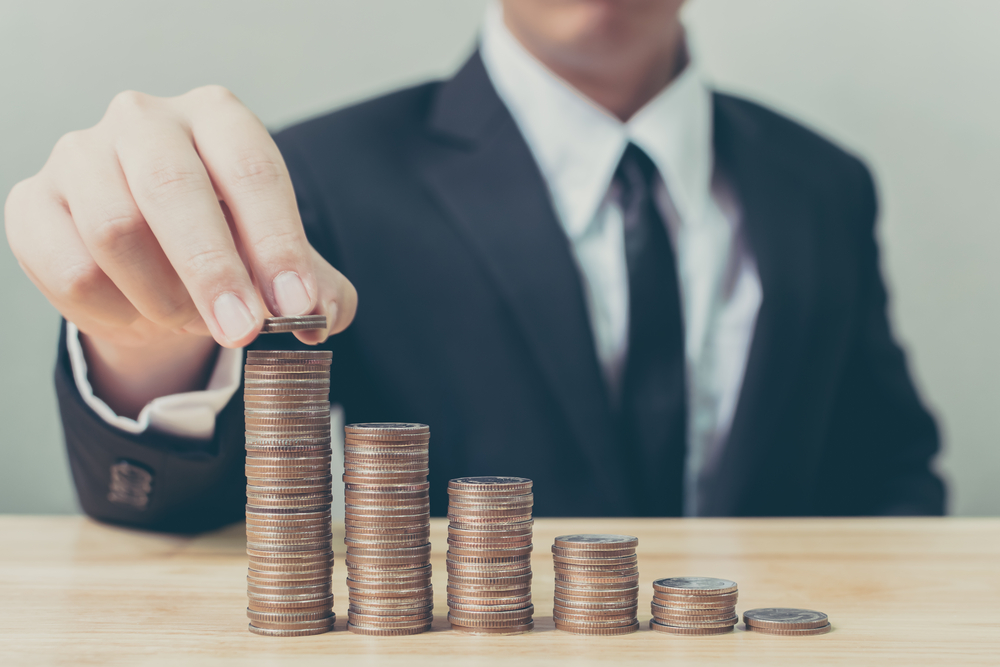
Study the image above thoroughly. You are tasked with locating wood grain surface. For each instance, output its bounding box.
[0,516,997,665]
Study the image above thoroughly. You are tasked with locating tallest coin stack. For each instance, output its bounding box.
[244,349,334,637]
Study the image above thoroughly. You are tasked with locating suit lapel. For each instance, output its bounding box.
[417,54,632,508]
[699,95,821,515]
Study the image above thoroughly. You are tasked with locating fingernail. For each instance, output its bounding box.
[213,292,256,342]
[272,271,311,316]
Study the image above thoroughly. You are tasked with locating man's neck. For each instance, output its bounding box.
[503,19,687,122]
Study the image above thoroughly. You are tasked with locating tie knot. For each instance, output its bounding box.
[614,143,660,223]
[614,143,659,213]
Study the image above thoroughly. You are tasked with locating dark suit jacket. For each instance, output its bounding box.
[55,53,945,531]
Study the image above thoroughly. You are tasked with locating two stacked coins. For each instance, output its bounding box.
[446,477,535,635]
[552,534,640,635]
[343,423,433,636]
[650,577,739,635]
[244,349,334,637]
[743,608,831,636]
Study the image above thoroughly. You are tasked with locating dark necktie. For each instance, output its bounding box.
[615,143,687,516]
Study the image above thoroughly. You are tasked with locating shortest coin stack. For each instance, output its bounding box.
[743,608,831,636]
[552,535,640,635]
[650,577,739,635]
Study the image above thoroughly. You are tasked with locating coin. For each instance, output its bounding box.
[653,577,738,596]
[743,608,830,630]
[746,623,832,636]
[258,314,328,333]
[554,621,639,635]
[649,620,734,635]
[554,535,639,550]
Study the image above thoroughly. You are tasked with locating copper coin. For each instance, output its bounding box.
[345,482,430,493]
[247,594,333,612]
[245,506,330,519]
[246,608,333,623]
[247,624,332,637]
[448,597,532,612]
[551,546,635,559]
[248,617,335,632]
[747,623,832,636]
[343,473,428,485]
[555,598,638,610]
[244,364,331,374]
[649,620,734,635]
[652,603,736,617]
[246,349,332,359]
[554,621,639,635]
[346,623,431,636]
[245,436,332,446]
[654,591,739,607]
[450,621,533,635]
[448,606,534,622]
[653,577,738,596]
[651,616,739,629]
[553,584,639,599]
[553,554,638,567]
[554,573,639,585]
[347,610,433,624]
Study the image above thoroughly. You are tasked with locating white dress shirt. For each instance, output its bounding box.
[69,2,763,515]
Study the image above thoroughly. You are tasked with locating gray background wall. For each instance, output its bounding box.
[1,0,997,516]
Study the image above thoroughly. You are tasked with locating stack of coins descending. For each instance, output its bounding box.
[446,477,535,635]
[650,577,739,635]
[743,608,831,636]
[343,423,433,636]
[244,348,334,637]
[552,534,640,635]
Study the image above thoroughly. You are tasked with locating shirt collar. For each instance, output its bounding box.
[479,1,714,241]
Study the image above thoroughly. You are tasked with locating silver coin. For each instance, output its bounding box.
[743,608,828,626]
[555,535,638,546]
[653,577,737,593]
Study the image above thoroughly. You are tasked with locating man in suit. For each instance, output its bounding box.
[4,0,945,530]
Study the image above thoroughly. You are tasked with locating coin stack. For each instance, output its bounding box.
[343,423,433,636]
[244,349,334,637]
[650,577,739,635]
[446,477,535,635]
[743,608,831,636]
[552,534,640,635]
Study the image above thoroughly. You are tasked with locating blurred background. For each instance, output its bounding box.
[1,0,998,516]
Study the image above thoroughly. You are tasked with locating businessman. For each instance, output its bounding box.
[4,0,945,529]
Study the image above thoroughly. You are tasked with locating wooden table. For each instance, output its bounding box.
[1,516,997,665]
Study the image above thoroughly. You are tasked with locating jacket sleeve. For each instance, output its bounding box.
[815,163,946,516]
[55,320,248,532]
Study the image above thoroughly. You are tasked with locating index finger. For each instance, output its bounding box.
[113,100,265,347]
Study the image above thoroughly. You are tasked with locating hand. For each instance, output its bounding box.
[4,86,357,414]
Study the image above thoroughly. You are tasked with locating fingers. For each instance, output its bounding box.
[50,129,202,333]
[179,86,318,320]
[109,91,266,348]
[292,246,358,346]
[4,176,140,332]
